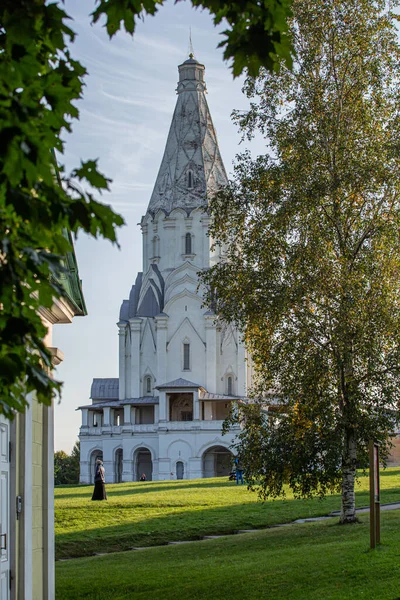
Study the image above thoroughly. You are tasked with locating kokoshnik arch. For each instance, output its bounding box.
[78,55,254,483]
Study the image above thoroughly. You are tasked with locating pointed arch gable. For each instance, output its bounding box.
[164,261,199,288]
[169,207,188,219]
[142,365,156,379]
[167,316,205,349]
[139,268,164,302]
[164,273,199,304]
[153,209,167,223]
[140,318,156,350]
[163,289,203,315]
[220,323,238,351]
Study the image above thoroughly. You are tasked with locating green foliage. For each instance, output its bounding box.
[0,1,124,417]
[1,0,293,418]
[54,441,80,485]
[92,0,293,77]
[203,0,400,520]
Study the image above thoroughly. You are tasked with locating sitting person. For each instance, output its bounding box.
[139,473,147,481]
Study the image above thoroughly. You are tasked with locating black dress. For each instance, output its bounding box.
[92,465,107,500]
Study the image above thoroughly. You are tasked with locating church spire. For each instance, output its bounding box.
[146,57,228,216]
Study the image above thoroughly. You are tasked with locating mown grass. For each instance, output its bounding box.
[55,467,400,559]
[56,509,400,600]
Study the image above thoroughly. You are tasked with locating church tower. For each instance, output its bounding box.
[78,56,251,483]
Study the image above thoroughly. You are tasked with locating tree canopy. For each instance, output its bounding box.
[204,0,400,523]
[54,441,80,485]
[0,0,293,418]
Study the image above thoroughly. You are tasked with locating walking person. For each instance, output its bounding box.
[234,457,244,485]
[92,458,107,500]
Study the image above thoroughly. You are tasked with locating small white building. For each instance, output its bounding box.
[78,55,252,483]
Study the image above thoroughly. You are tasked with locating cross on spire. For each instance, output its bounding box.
[188,27,195,59]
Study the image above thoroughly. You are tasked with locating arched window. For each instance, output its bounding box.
[145,376,152,395]
[188,170,193,188]
[183,342,190,371]
[176,461,184,480]
[227,376,233,395]
[185,232,192,255]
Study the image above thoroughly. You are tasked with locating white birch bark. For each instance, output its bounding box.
[340,429,357,523]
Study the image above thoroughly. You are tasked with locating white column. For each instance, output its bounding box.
[131,407,137,424]
[205,314,217,393]
[189,457,202,479]
[204,402,213,420]
[154,404,159,423]
[129,318,142,398]
[193,390,200,421]
[157,457,171,480]
[141,222,148,270]
[155,314,168,386]
[103,407,110,426]
[158,391,167,422]
[201,215,212,268]
[118,322,127,400]
[81,409,88,427]
[123,404,131,425]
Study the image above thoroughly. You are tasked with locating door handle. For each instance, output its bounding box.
[0,533,6,550]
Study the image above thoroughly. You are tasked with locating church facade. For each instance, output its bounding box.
[78,56,252,483]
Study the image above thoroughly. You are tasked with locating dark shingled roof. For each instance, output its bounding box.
[155,378,202,390]
[77,396,159,410]
[199,391,242,401]
[90,378,119,400]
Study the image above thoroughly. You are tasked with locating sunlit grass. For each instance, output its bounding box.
[55,468,400,559]
[56,508,400,600]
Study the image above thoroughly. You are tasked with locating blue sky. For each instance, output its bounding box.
[53,0,265,452]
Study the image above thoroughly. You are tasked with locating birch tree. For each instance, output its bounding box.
[204,0,400,523]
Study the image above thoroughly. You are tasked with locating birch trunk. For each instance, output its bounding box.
[340,428,357,523]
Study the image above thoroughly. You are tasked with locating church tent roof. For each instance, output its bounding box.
[146,57,228,216]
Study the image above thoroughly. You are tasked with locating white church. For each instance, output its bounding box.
[78,55,253,483]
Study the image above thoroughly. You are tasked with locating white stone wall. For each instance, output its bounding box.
[80,427,237,483]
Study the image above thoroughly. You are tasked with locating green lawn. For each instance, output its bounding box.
[55,468,400,560]
[56,509,400,600]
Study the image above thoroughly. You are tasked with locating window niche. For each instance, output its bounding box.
[185,232,192,255]
[227,375,234,396]
[183,341,190,371]
[187,170,194,189]
[183,232,195,258]
[152,235,160,263]
[144,376,152,396]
